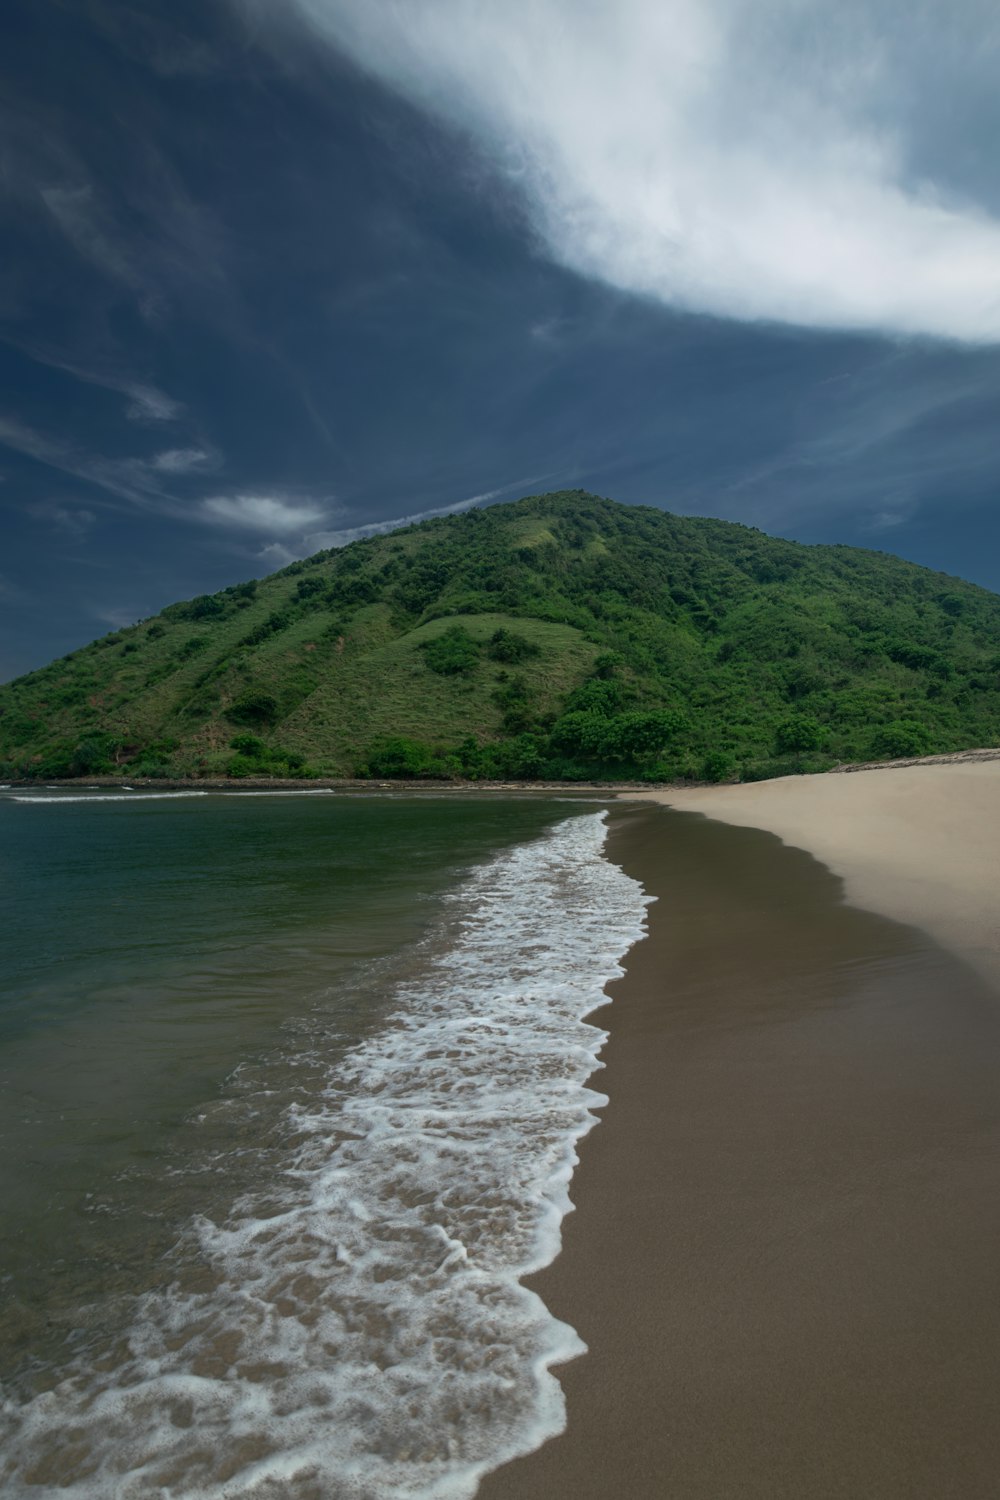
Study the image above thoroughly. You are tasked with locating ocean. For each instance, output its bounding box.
[0,789,650,1497]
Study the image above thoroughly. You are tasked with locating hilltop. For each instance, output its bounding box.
[3,490,1000,783]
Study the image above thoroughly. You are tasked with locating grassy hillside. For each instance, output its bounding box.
[4,490,1000,783]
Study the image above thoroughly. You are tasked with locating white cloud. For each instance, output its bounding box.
[201,492,330,533]
[151,446,216,473]
[284,0,1000,343]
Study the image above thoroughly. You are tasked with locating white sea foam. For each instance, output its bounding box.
[0,812,650,1498]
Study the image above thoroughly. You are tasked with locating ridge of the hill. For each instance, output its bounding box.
[4,490,1000,783]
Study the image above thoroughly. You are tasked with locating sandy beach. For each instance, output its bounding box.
[481,764,1000,1499]
[641,757,1000,984]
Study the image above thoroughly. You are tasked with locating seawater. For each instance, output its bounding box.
[0,791,650,1497]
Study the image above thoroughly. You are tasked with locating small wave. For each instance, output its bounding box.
[0,812,651,1498]
[215,788,338,797]
[10,791,212,804]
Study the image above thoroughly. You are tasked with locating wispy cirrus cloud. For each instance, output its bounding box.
[688,344,1000,536]
[88,5,222,79]
[0,416,154,506]
[302,485,524,550]
[0,335,183,425]
[276,0,1000,344]
[256,479,545,566]
[5,88,230,327]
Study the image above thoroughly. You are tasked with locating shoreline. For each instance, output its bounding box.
[635,757,1000,986]
[1,776,647,795]
[480,799,1000,1498]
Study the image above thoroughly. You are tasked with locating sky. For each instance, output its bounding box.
[2,0,1000,680]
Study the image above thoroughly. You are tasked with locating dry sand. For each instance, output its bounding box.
[637,757,1000,984]
[480,770,1000,1500]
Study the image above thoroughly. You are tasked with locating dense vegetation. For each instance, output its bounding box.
[4,490,1000,783]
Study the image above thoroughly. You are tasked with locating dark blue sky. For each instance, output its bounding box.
[3,0,999,680]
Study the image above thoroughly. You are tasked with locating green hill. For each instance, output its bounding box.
[4,490,1000,783]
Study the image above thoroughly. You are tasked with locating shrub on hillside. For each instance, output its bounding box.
[774,715,824,754]
[886,640,950,676]
[421,626,479,676]
[227,735,308,778]
[179,594,225,621]
[176,635,209,661]
[230,733,266,756]
[226,689,279,726]
[701,750,736,782]
[868,719,933,759]
[239,611,292,648]
[295,576,326,600]
[360,736,452,779]
[601,709,687,763]
[70,738,115,775]
[486,628,540,664]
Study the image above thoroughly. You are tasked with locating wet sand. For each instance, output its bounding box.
[480,804,1000,1499]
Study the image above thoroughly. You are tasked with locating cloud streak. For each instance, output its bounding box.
[0,416,158,507]
[0,414,219,514]
[284,0,1000,343]
[0,338,184,424]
